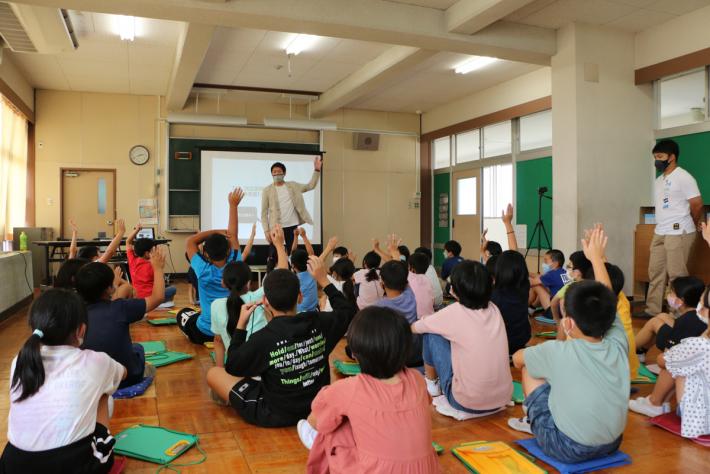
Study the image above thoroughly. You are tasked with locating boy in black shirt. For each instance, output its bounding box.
[206,256,357,427]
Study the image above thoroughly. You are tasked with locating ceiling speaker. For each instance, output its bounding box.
[352,132,380,151]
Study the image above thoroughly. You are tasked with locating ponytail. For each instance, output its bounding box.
[362,251,381,282]
[222,262,252,336]
[330,259,357,307]
[342,279,357,307]
[11,289,87,402]
[226,289,245,336]
[365,268,379,283]
[11,332,44,402]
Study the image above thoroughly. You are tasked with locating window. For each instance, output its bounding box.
[455,129,480,163]
[483,120,512,158]
[482,164,513,250]
[0,96,28,239]
[520,110,552,151]
[659,69,707,129]
[456,177,477,215]
[433,136,451,169]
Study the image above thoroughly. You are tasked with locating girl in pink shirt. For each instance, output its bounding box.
[353,251,385,309]
[412,260,512,419]
[408,252,435,318]
[298,306,440,474]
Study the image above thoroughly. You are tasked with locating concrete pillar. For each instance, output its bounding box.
[551,23,655,293]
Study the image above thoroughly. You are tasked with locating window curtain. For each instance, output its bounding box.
[0,95,28,240]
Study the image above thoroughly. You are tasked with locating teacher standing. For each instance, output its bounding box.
[261,157,322,260]
[644,139,704,317]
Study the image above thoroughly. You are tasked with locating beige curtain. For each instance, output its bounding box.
[0,95,28,240]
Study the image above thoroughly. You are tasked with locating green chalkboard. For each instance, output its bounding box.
[167,139,320,216]
[433,172,451,266]
[657,132,709,202]
[516,157,552,249]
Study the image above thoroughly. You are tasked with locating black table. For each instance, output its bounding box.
[34,239,171,285]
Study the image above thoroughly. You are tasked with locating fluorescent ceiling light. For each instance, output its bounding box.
[454,56,498,74]
[285,34,318,56]
[167,113,247,127]
[263,118,337,131]
[117,15,135,41]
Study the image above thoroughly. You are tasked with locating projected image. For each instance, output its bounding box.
[201,151,322,244]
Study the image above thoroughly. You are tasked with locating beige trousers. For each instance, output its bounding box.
[646,232,696,315]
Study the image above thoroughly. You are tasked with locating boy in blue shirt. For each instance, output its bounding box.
[291,249,318,312]
[441,240,463,281]
[530,249,568,310]
[179,188,244,344]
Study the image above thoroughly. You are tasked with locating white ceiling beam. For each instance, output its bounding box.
[310,47,436,118]
[446,0,538,34]
[13,0,556,65]
[166,22,215,111]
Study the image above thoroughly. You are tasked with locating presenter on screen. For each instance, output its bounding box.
[261,157,322,259]
[643,139,704,317]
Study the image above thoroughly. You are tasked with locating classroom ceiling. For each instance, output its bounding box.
[505,0,710,32]
[3,0,710,116]
[7,11,181,95]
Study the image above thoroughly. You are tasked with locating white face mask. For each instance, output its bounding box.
[273,174,285,184]
[332,256,340,264]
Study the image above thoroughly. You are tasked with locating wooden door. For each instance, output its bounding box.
[452,168,481,261]
[61,169,116,239]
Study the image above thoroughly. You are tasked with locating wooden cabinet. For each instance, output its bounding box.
[633,208,710,299]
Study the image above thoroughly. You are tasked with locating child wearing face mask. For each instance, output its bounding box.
[633,276,706,359]
[529,249,566,311]
[629,225,710,421]
[508,228,629,463]
[548,251,592,325]
[640,286,710,436]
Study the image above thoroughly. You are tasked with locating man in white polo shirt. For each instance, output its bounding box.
[644,139,704,317]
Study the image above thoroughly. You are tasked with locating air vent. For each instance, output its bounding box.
[0,2,37,52]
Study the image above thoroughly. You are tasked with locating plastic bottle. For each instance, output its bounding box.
[19,231,28,251]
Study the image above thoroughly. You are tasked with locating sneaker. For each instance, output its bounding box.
[508,417,533,434]
[297,419,318,450]
[629,396,670,417]
[158,301,175,309]
[425,377,442,397]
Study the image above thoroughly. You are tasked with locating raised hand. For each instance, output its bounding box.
[116,218,126,235]
[372,238,380,250]
[501,204,514,225]
[69,218,78,233]
[112,266,123,288]
[701,222,710,248]
[314,156,323,172]
[270,225,285,247]
[481,228,488,244]
[228,187,245,207]
[307,255,330,287]
[150,246,166,269]
[581,227,607,262]
[327,236,339,249]
[250,222,257,238]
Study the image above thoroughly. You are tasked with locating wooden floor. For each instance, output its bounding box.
[0,282,707,473]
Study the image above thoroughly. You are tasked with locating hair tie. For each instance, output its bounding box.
[32,329,44,339]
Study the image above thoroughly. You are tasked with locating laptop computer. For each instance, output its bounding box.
[136,227,155,239]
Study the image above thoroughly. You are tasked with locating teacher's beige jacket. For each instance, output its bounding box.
[261,170,320,234]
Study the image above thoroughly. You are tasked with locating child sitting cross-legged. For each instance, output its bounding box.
[629,225,710,420]
[412,260,512,420]
[508,228,629,464]
[297,306,440,473]
[0,289,126,473]
[353,251,385,309]
[126,223,177,308]
[633,276,705,362]
[76,248,166,388]
[206,255,357,427]
[180,188,245,344]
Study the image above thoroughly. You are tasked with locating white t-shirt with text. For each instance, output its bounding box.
[8,345,124,451]
[654,167,700,235]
